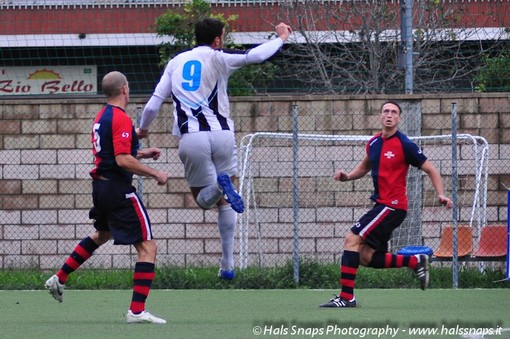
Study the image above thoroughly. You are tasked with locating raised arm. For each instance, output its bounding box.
[245,23,292,63]
[225,22,292,67]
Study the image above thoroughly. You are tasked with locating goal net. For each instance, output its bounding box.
[237,132,488,268]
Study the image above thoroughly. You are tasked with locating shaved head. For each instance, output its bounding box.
[102,71,128,98]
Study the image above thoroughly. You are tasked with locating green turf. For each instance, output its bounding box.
[1,289,508,339]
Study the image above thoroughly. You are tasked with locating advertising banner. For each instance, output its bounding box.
[0,66,97,96]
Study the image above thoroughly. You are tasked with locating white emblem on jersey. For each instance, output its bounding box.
[121,132,130,138]
[391,200,399,205]
[384,151,395,159]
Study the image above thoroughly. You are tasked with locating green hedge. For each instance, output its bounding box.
[1,260,508,290]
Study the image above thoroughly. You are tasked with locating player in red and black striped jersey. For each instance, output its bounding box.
[45,71,169,324]
[320,101,453,308]
[90,103,139,183]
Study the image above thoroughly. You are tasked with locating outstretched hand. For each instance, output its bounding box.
[275,22,293,42]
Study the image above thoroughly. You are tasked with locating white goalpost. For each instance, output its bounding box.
[236,132,489,269]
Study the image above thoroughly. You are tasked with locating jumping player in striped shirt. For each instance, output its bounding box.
[45,71,169,324]
[139,18,292,280]
[320,101,453,308]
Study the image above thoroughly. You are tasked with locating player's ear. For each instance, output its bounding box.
[213,36,221,48]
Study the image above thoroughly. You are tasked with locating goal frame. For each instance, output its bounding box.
[237,132,489,269]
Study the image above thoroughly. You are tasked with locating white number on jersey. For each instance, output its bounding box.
[92,123,101,152]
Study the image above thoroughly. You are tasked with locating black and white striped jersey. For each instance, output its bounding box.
[140,38,284,136]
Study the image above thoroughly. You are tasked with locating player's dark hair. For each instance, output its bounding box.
[381,100,402,115]
[195,18,225,46]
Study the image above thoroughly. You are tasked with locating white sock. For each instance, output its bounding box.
[217,205,236,270]
[196,184,223,209]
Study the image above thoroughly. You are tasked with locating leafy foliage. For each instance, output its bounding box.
[475,54,510,92]
[154,0,237,67]
[227,63,279,96]
[153,0,276,95]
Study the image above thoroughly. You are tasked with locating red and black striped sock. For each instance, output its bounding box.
[339,250,360,301]
[129,262,155,314]
[369,252,418,270]
[56,236,98,284]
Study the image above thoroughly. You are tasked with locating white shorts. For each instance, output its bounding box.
[178,130,239,187]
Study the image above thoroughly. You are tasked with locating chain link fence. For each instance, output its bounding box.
[0,96,508,281]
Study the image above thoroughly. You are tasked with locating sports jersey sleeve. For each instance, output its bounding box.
[152,60,174,100]
[366,134,379,156]
[403,138,427,168]
[139,95,165,130]
[139,60,174,130]
[223,37,284,68]
[111,111,134,156]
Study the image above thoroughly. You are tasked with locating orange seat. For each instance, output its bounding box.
[473,225,508,257]
[434,225,473,258]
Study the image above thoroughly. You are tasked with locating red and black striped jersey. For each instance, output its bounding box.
[90,104,138,183]
[366,130,427,211]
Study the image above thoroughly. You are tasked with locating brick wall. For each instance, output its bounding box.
[0,93,508,269]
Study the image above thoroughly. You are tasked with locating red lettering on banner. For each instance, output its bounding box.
[40,80,94,94]
[0,80,31,93]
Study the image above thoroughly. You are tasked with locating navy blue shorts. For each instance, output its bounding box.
[350,203,407,252]
[90,179,153,245]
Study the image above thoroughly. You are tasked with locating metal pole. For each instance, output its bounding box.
[494,186,509,283]
[451,102,459,288]
[136,106,143,199]
[401,0,414,94]
[395,101,422,248]
[507,189,510,280]
[292,103,300,285]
